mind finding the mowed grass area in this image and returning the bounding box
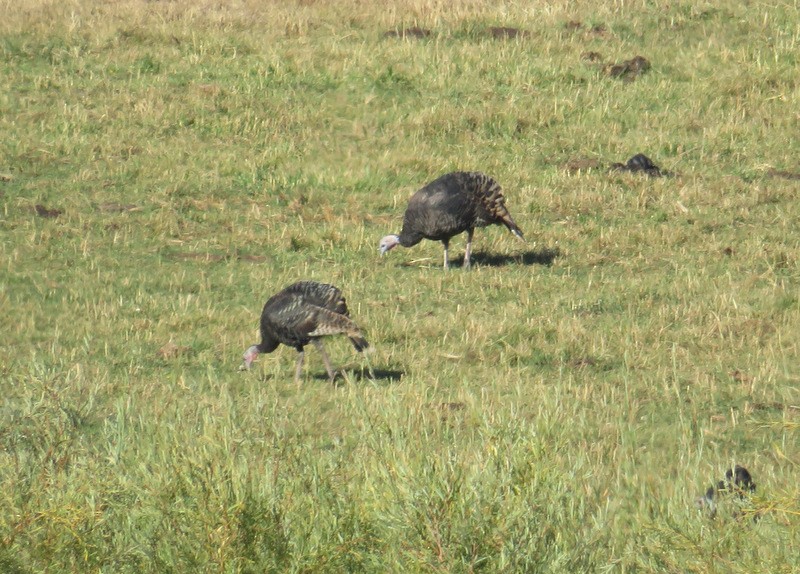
[1,0,799,571]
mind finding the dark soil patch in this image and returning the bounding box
[565,21,608,37]
[34,204,63,218]
[581,51,603,62]
[730,369,752,384]
[570,356,597,368]
[767,168,800,180]
[746,401,800,416]
[440,401,466,411]
[488,26,529,39]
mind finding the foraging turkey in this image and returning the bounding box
[241,281,369,382]
[379,171,525,269]
[696,465,757,519]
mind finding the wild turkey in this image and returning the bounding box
[696,465,758,520]
[241,281,369,382]
[379,171,525,269]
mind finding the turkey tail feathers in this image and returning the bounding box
[349,336,370,352]
[507,220,525,241]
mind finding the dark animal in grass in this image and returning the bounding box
[606,55,651,81]
[241,281,369,382]
[379,171,525,269]
[610,153,664,177]
[696,465,757,519]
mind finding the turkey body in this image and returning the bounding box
[241,281,368,382]
[379,171,524,269]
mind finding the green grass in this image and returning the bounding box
[1,0,799,571]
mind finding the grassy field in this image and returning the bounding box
[2,0,799,571]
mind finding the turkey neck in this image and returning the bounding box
[397,227,424,247]
[257,335,279,354]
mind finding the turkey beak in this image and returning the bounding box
[239,354,253,371]
[241,346,259,371]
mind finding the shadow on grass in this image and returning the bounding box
[248,365,404,385]
[312,367,405,385]
[396,246,561,269]
[452,246,561,268]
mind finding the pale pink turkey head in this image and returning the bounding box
[240,345,260,370]
[379,234,400,255]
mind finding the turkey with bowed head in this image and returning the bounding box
[241,281,369,382]
[379,171,525,269]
